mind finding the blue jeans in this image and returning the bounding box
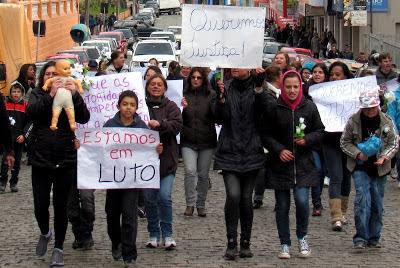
[323,143,352,199]
[352,171,386,245]
[311,151,326,205]
[223,170,258,242]
[182,147,214,208]
[144,174,175,239]
[275,186,310,246]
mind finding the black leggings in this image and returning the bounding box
[32,166,74,249]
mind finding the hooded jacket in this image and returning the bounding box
[27,87,90,169]
[106,63,130,74]
[261,71,325,189]
[213,76,265,173]
[146,97,183,178]
[103,111,148,129]
[5,82,32,140]
[375,67,397,85]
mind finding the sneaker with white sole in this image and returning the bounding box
[298,237,311,258]
[323,176,330,187]
[163,237,176,250]
[50,248,64,267]
[36,231,52,257]
[278,244,290,259]
[146,237,159,248]
[332,220,343,231]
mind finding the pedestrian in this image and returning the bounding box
[27,61,90,266]
[181,67,217,217]
[340,89,398,249]
[166,61,184,80]
[89,14,95,35]
[104,90,163,267]
[272,51,291,74]
[310,32,320,59]
[0,82,31,193]
[106,51,129,74]
[214,68,265,260]
[375,52,397,85]
[300,62,314,85]
[143,65,162,81]
[356,52,368,64]
[108,13,116,31]
[325,61,354,232]
[0,93,14,174]
[144,73,183,249]
[303,63,330,217]
[320,32,328,59]
[260,70,324,259]
[340,44,354,60]
[327,44,340,59]
[16,63,36,101]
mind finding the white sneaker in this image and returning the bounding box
[323,176,330,186]
[146,237,159,248]
[278,244,290,259]
[298,237,311,258]
[163,237,176,250]
[332,220,343,231]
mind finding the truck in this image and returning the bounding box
[158,0,181,15]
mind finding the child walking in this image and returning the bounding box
[0,81,31,193]
[260,70,324,259]
[104,90,162,267]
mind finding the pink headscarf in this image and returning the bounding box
[280,70,303,110]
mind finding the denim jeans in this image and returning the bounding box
[67,173,95,236]
[182,147,214,208]
[311,151,326,205]
[323,143,352,199]
[223,170,258,242]
[352,171,386,245]
[1,142,24,186]
[144,174,175,238]
[275,186,310,246]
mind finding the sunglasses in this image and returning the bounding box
[191,76,203,80]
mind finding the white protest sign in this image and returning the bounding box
[131,67,168,78]
[180,4,265,68]
[78,72,150,129]
[76,128,160,189]
[166,80,184,110]
[309,76,378,132]
[379,77,400,93]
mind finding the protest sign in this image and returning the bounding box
[309,76,378,132]
[76,128,160,189]
[131,67,168,78]
[78,72,150,129]
[379,77,400,93]
[180,4,265,69]
[165,79,184,110]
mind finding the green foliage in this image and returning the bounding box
[79,2,128,16]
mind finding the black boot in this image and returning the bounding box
[239,240,254,258]
[72,234,82,250]
[78,233,94,250]
[224,239,238,260]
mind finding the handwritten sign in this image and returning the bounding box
[379,78,400,93]
[180,4,265,69]
[309,76,378,132]
[76,128,160,189]
[78,72,150,129]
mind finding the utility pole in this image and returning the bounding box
[116,0,120,21]
[84,0,90,26]
[370,0,373,34]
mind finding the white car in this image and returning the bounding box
[82,40,112,59]
[167,26,182,49]
[150,31,178,50]
[129,39,178,69]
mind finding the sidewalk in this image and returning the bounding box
[1,162,400,267]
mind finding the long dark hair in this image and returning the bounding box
[37,61,56,90]
[328,61,353,80]
[184,67,210,94]
[17,63,36,82]
[168,61,181,79]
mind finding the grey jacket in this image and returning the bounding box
[340,110,399,176]
[106,63,130,74]
[375,67,397,85]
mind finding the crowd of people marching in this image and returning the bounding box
[1,47,400,267]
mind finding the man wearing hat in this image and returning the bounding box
[340,89,398,249]
[340,44,354,60]
[88,60,98,72]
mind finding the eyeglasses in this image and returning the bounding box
[191,76,203,80]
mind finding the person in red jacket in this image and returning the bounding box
[0,81,31,193]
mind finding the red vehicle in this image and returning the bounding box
[281,47,323,63]
[57,50,90,66]
[46,54,82,65]
[98,31,127,56]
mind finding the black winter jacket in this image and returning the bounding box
[0,95,13,155]
[261,96,325,189]
[213,76,265,173]
[181,89,217,150]
[27,88,90,169]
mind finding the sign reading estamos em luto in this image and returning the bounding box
[180,4,265,69]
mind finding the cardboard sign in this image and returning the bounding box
[180,4,265,69]
[309,76,378,132]
[76,128,160,189]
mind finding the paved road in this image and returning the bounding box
[2,159,400,267]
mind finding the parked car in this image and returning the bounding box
[145,1,160,17]
[130,39,178,68]
[98,32,127,55]
[262,41,288,68]
[82,40,113,59]
[150,31,178,50]
[141,7,156,20]
[71,46,101,61]
[114,29,136,49]
[113,20,162,38]
[94,38,119,52]
[57,49,90,66]
[167,26,182,49]
[46,54,82,64]
[281,47,323,63]
[134,12,154,26]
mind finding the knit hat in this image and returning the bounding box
[302,61,314,71]
[358,89,380,108]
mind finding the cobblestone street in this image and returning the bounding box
[1,162,400,267]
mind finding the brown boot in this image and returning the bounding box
[65,108,77,131]
[341,196,350,225]
[183,206,194,216]
[329,199,343,231]
[197,208,206,217]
